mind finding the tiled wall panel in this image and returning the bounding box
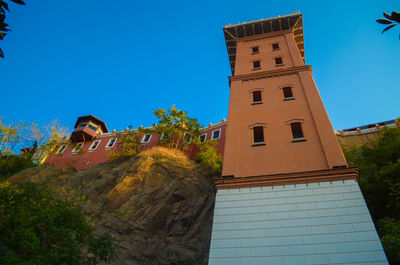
[209,180,388,265]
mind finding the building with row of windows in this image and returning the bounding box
[43,115,227,169]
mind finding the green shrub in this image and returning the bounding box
[0,154,35,180]
[0,182,117,265]
[195,140,222,175]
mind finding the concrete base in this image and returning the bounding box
[208,179,388,265]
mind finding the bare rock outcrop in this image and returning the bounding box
[10,147,216,265]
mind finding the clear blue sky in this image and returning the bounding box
[1,0,399,132]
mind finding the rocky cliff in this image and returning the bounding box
[9,147,216,265]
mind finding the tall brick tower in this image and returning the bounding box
[208,13,388,265]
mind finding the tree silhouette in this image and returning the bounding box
[377,11,400,39]
[0,0,25,58]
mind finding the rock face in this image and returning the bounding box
[10,147,216,265]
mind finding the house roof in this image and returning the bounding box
[74,115,109,133]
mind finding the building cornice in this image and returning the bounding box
[229,65,311,83]
[215,167,359,190]
[236,29,293,42]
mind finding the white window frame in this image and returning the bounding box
[56,145,67,154]
[211,129,221,140]
[72,142,84,153]
[183,132,192,144]
[106,138,117,148]
[199,133,207,142]
[160,132,168,141]
[141,134,152,143]
[88,140,101,151]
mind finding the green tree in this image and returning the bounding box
[343,124,400,264]
[0,182,117,265]
[0,117,24,156]
[377,11,400,39]
[195,140,222,176]
[148,105,201,151]
[0,0,25,58]
[108,130,140,160]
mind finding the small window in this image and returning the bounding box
[291,122,304,140]
[79,122,88,127]
[272,43,280,50]
[183,132,192,144]
[72,142,84,153]
[56,145,67,154]
[253,91,262,103]
[211,129,221,140]
[89,140,101,150]
[253,60,261,69]
[106,138,117,148]
[275,57,283,65]
[199,134,207,142]
[88,124,97,131]
[252,46,259,53]
[141,134,152,143]
[283,87,294,100]
[160,132,168,141]
[253,126,264,144]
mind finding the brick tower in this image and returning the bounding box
[208,13,388,265]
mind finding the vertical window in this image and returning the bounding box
[88,124,97,131]
[211,129,221,140]
[252,90,262,103]
[253,60,261,69]
[272,43,280,50]
[252,46,259,53]
[72,142,84,153]
[160,132,168,141]
[283,87,294,100]
[291,122,304,140]
[141,134,152,143]
[106,138,117,148]
[199,134,207,142]
[56,145,67,154]
[89,140,101,150]
[275,57,283,65]
[183,132,192,144]
[253,126,264,144]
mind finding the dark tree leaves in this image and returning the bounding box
[377,19,393,24]
[10,0,25,5]
[377,11,400,39]
[382,24,396,33]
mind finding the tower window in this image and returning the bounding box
[272,43,280,50]
[252,90,262,103]
[252,46,259,53]
[291,122,305,140]
[253,60,261,69]
[275,57,283,65]
[253,126,264,144]
[282,87,294,100]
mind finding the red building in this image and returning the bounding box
[45,115,227,169]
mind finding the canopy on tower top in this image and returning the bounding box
[223,12,304,75]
